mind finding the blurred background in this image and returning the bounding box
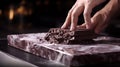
[0,0,75,38]
[0,0,119,38]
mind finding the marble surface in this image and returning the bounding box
[7,33,120,67]
[0,40,65,67]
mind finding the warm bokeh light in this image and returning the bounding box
[0,10,2,16]
[9,7,14,20]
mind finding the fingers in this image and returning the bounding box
[61,1,84,31]
[83,0,106,30]
[94,14,108,34]
[61,3,77,29]
[62,0,107,31]
[83,5,92,29]
[90,12,102,30]
[91,11,108,34]
[70,5,84,31]
[61,10,72,29]
[77,23,86,29]
[77,10,108,34]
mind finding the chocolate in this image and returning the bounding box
[45,28,98,44]
[7,33,120,67]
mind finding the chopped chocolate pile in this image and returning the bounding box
[44,28,98,44]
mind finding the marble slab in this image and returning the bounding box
[7,33,120,67]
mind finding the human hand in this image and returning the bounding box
[76,10,110,34]
[61,0,106,31]
[76,0,119,34]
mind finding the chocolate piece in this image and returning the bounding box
[45,28,98,44]
[7,33,120,67]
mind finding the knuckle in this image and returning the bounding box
[68,10,72,14]
[83,12,88,17]
[71,11,77,17]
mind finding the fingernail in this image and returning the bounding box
[61,26,64,29]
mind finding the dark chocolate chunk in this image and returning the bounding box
[45,28,98,44]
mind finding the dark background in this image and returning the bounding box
[0,0,119,38]
[0,0,119,67]
[0,0,75,37]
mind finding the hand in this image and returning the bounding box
[61,0,106,31]
[77,0,119,34]
[77,10,109,34]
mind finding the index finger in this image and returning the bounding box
[83,5,92,29]
[61,3,77,29]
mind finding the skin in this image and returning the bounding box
[61,0,119,34]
